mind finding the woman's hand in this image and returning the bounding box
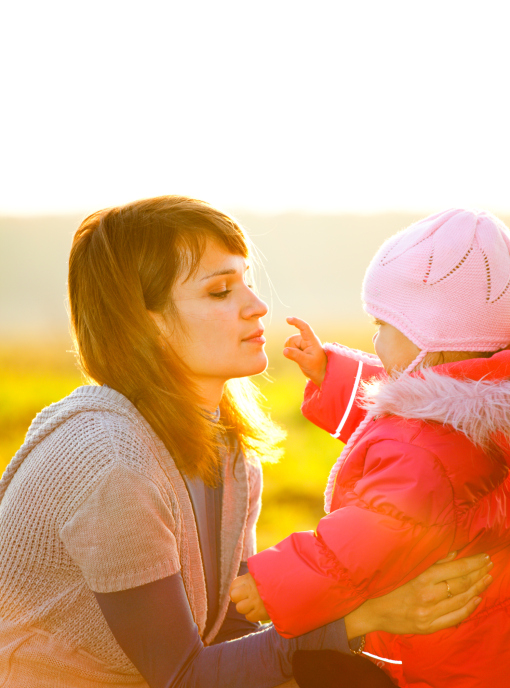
[229,572,269,622]
[283,317,327,387]
[344,552,493,639]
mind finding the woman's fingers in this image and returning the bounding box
[413,571,493,634]
[425,595,483,634]
[443,561,493,598]
[414,574,491,634]
[408,554,493,613]
[438,574,492,615]
[424,553,491,587]
[435,551,457,564]
[419,561,492,606]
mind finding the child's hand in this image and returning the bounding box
[229,572,268,622]
[283,316,327,387]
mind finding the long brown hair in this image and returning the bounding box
[68,196,284,484]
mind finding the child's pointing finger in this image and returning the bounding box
[285,316,327,387]
[286,316,318,342]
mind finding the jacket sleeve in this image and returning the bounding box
[302,344,385,444]
[247,439,456,638]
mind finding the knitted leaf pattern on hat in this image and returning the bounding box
[362,209,510,352]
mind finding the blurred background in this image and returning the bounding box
[1,0,510,549]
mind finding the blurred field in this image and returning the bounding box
[0,325,374,550]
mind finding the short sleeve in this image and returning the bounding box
[60,463,181,592]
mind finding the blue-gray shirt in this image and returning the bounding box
[94,420,350,687]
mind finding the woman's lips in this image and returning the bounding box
[242,331,266,344]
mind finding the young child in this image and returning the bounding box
[230,209,510,688]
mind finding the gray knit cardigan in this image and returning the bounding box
[0,385,261,687]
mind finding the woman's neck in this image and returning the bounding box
[195,378,226,414]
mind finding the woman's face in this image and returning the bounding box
[372,319,421,373]
[154,238,268,408]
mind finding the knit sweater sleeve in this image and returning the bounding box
[60,462,181,592]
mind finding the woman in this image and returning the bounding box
[0,197,491,687]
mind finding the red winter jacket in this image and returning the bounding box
[248,344,510,688]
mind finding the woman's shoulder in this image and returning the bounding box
[47,385,157,461]
[9,385,169,499]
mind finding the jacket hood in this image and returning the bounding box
[0,385,139,503]
[361,349,510,453]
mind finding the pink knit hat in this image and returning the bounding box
[324,209,510,514]
[362,209,510,355]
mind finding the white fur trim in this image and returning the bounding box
[361,368,510,448]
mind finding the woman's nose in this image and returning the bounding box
[244,290,268,319]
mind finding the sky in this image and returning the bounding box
[1,0,509,215]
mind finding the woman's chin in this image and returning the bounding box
[233,352,268,378]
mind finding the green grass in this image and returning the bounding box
[255,368,343,549]
[0,334,353,550]
[0,345,83,472]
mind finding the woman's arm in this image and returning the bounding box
[94,570,351,688]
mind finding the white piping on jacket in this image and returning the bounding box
[362,651,403,665]
[330,360,363,439]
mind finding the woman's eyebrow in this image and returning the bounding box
[200,268,237,281]
[200,265,249,281]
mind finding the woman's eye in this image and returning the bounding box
[209,290,232,299]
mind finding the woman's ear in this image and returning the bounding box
[147,310,166,334]
[147,310,180,347]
